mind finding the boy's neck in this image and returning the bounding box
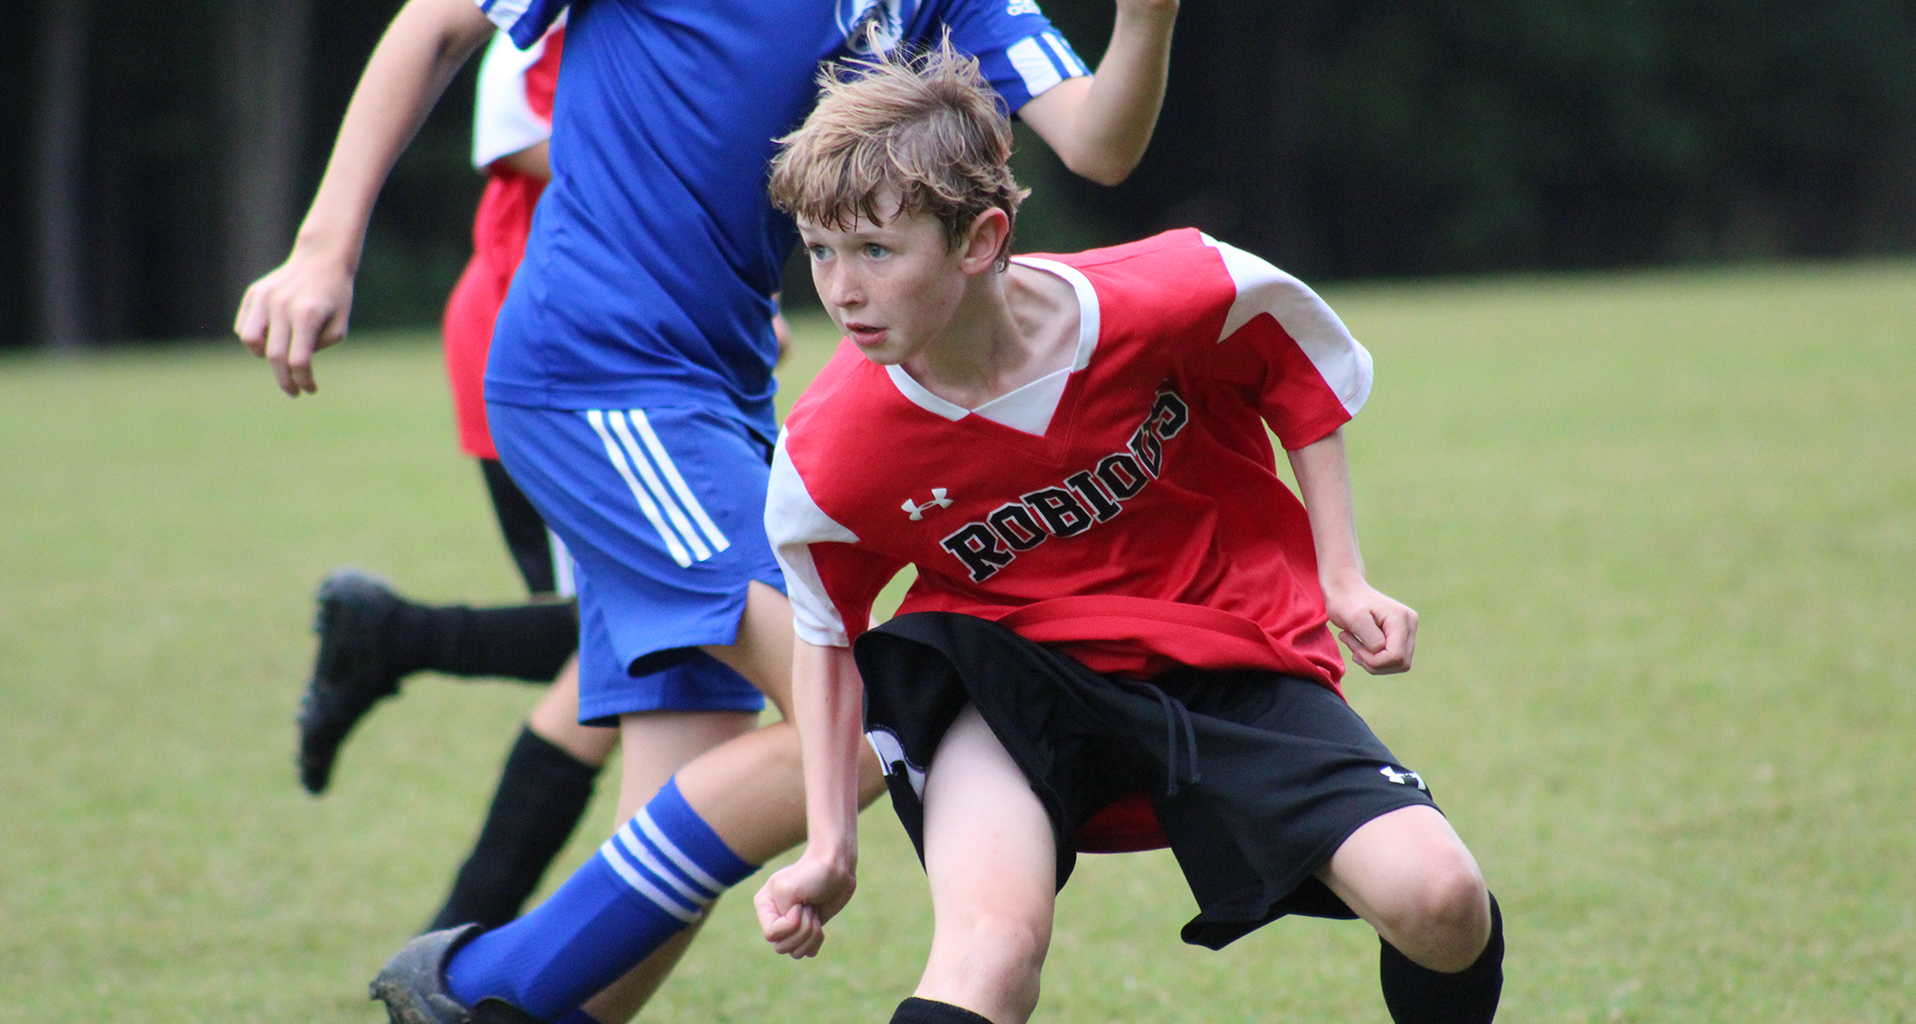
[901,261,1080,411]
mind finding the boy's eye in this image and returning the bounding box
[863,243,889,259]
[806,244,832,262]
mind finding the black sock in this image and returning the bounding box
[1379,893,1504,1024]
[385,601,577,683]
[427,726,602,931]
[437,602,578,681]
[889,998,996,1024]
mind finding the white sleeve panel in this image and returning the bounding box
[479,0,563,48]
[472,29,553,170]
[766,435,860,648]
[1003,36,1063,96]
[1204,236,1374,418]
[1039,31,1091,77]
[480,0,532,31]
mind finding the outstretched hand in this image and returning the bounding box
[753,852,856,960]
[1324,580,1418,674]
[233,247,355,397]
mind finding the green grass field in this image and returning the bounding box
[2,260,1912,1023]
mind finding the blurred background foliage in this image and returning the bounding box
[5,0,1915,347]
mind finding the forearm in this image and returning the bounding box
[1021,0,1177,185]
[296,0,493,269]
[794,641,866,873]
[1286,427,1367,592]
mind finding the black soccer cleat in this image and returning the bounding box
[369,925,542,1024]
[297,568,405,794]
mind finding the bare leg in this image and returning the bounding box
[1315,805,1491,973]
[527,657,619,767]
[697,580,797,717]
[582,713,890,1022]
[912,705,1056,1024]
[578,582,880,1022]
[575,708,758,1022]
[676,581,885,861]
[563,586,885,1024]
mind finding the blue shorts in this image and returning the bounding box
[488,400,784,724]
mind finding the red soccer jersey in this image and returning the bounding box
[442,25,565,460]
[768,229,1374,692]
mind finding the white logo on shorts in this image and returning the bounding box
[1380,765,1427,790]
[902,487,954,521]
[1007,0,1043,16]
[867,728,927,799]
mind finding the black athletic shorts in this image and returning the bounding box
[853,611,1441,950]
[480,458,562,596]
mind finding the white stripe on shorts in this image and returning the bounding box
[603,411,717,562]
[548,529,576,598]
[586,409,695,568]
[625,409,730,555]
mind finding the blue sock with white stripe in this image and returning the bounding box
[444,777,757,1020]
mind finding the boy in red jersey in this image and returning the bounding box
[754,47,1504,1024]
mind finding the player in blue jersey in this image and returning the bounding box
[235,1,1179,1022]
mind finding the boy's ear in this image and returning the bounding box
[961,208,1012,274]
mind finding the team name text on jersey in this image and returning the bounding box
[938,388,1190,582]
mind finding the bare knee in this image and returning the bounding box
[965,912,1050,980]
[1321,806,1492,973]
[921,911,1051,1023]
[1377,854,1490,973]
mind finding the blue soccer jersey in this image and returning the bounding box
[478,0,1090,420]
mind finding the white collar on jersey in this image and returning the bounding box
[884,256,1101,436]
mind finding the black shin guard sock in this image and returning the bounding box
[380,598,453,678]
[1379,894,1505,1024]
[889,998,997,1024]
[427,726,602,931]
[384,598,576,682]
[434,602,578,682]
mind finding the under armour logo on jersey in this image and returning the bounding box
[902,488,953,521]
[1379,766,1427,790]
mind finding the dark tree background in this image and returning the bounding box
[5,0,1915,347]
[3,0,481,348]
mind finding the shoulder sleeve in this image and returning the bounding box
[471,28,556,170]
[1197,236,1375,449]
[478,0,567,50]
[766,432,903,647]
[939,0,1089,113]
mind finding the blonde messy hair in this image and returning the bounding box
[769,40,1030,269]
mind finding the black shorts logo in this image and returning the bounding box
[939,389,1190,582]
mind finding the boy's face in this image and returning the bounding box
[798,197,970,367]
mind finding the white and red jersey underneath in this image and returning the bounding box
[768,230,1373,692]
[444,25,564,459]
